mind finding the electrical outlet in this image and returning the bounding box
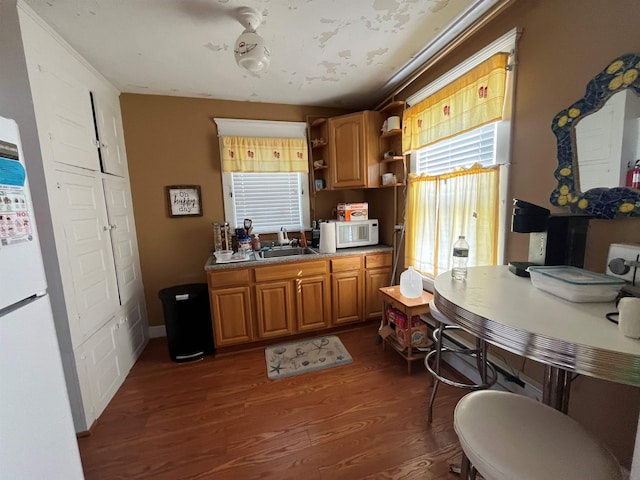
[606,243,640,285]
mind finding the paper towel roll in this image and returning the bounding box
[319,222,336,254]
[619,297,640,338]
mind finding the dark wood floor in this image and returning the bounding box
[78,322,468,479]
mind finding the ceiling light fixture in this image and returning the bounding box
[234,7,270,73]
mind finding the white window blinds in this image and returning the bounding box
[415,122,497,175]
[229,172,307,233]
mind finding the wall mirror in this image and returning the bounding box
[550,53,640,218]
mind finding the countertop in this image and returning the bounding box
[204,245,393,271]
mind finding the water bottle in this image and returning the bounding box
[400,266,423,298]
[451,235,469,280]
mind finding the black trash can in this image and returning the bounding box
[158,283,215,362]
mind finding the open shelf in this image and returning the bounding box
[378,100,406,115]
[382,156,405,163]
[380,128,402,139]
[310,117,327,128]
[313,165,329,171]
[311,141,327,149]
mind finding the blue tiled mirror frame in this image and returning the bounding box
[550,53,640,218]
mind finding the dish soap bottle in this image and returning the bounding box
[451,235,469,280]
[252,234,261,252]
[400,266,423,298]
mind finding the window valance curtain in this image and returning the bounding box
[405,163,500,277]
[402,52,509,153]
[221,136,308,173]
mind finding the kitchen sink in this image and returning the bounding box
[260,246,319,258]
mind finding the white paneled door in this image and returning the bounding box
[38,62,101,171]
[92,93,127,177]
[56,168,119,343]
[102,175,142,305]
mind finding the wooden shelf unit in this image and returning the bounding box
[307,115,330,192]
[377,101,407,187]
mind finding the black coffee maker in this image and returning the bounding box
[509,199,590,276]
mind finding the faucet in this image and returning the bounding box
[277,227,290,246]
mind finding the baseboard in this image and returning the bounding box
[148,325,166,338]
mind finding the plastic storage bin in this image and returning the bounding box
[158,283,215,362]
[527,266,624,303]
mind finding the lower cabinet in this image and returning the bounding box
[253,260,330,340]
[207,251,390,347]
[296,275,331,332]
[364,252,393,319]
[74,295,147,424]
[331,256,364,325]
[255,281,295,338]
[208,268,254,346]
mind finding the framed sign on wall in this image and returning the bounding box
[166,185,202,217]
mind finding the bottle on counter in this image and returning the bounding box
[252,234,261,251]
[451,235,469,281]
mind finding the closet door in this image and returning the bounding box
[56,168,119,342]
[92,93,128,177]
[102,176,142,305]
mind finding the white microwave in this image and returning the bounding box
[334,219,379,248]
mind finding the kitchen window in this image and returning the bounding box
[214,118,310,233]
[404,29,517,279]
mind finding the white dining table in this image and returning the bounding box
[433,265,640,478]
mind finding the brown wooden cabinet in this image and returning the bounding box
[255,281,295,338]
[296,275,331,332]
[208,268,254,346]
[364,252,393,319]
[208,251,389,348]
[331,256,364,325]
[254,260,330,339]
[328,111,382,189]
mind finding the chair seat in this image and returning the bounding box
[454,390,623,480]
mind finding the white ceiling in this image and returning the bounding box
[21,0,504,110]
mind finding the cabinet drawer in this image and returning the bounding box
[208,268,250,288]
[331,256,363,272]
[254,260,328,282]
[365,252,392,269]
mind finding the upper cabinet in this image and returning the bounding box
[328,110,382,189]
[307,107,406,191]
[92,93,128,177]
[32,59,102,171]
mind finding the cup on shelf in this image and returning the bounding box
[386,116,401,131]
[382,173,396,185]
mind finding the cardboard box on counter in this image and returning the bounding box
[337,202,368,221]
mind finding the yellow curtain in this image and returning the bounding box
[405,164,500,278]
[402,53,508,153]
[221,136,309,173]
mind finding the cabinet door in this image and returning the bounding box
[37,62,101,171]
[210,286,253,346]
[255,281,295,338]
[332,270,364,325]
[56,169,120,343]
[92,93,128,177]
[296,275,331,332]
[117,296,149,372]
[103,176,142,305]
[79,318,123,422]
[329,113,365,188]
[365,268,392,319]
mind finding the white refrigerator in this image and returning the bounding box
[0,116,84,478]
